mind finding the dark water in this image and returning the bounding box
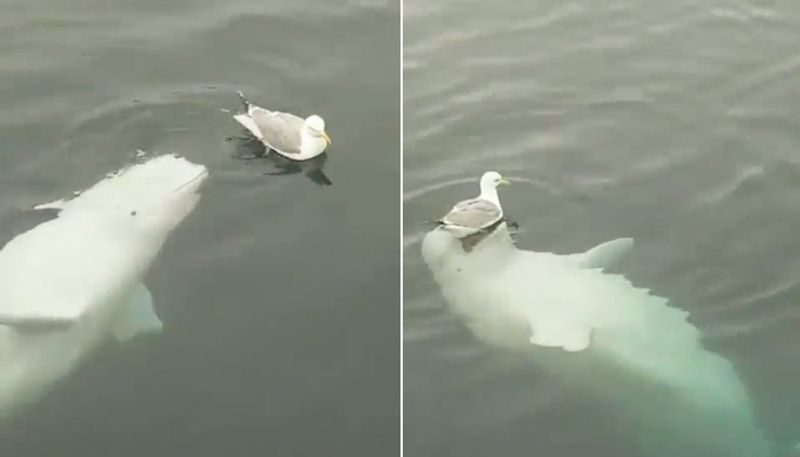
[0,0,399,455]
[404,1,800,456]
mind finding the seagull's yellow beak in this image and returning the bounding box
[499,178,512,186]
[321,131,331,146]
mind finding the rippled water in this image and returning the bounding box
[404,1,800,456]
[0,0,399,455]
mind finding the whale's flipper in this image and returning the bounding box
[0,303,83,330]
[112,283,163,342]
[0,315,76,331]
[571,237,634,269]
[530,322,593,352]
[32,199,69,212]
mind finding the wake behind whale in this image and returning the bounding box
[421,225,780,457]
[0,154,207,417]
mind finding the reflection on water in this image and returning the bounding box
[228,134,333,186]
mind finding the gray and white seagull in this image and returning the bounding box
[437,171,511,238]
[233,91,331,161]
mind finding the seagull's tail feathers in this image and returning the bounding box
[236,90,252,113]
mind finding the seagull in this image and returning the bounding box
[233,91,331,161]
[437,171,511,239]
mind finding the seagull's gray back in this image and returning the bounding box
[272,111,305,128]
[441,198,502,228]
[249,107,303,154]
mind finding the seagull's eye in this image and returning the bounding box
[130,210,137,216]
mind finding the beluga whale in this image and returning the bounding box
[0,153,208,417]
[421,223,785,457]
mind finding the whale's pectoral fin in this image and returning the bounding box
[529,322,593,352]
[573,237,634,269]
[0,304,83,330]
[32,198,69,212]
[112,283,163,343]
[0,315,76,331]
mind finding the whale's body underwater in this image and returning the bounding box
[421,225,779,457]
[0,154,207,417]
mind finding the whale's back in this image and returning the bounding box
[421,227,771,457]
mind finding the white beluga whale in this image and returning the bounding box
[0,153,208,417]
[421,224,781,457]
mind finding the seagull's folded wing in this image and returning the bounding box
[248,108,303,155]
[443,199,502,228]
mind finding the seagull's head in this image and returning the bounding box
[480,171,511,191]
[305,115,331,146]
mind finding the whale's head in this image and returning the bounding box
[118,156,209,239]
[45,154,209,245]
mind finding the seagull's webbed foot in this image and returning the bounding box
[233,152,260,160]
[230,136,267,160]
[236,153,264,161]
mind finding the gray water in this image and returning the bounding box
[0,0,399,455]
[404,1,800,456]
